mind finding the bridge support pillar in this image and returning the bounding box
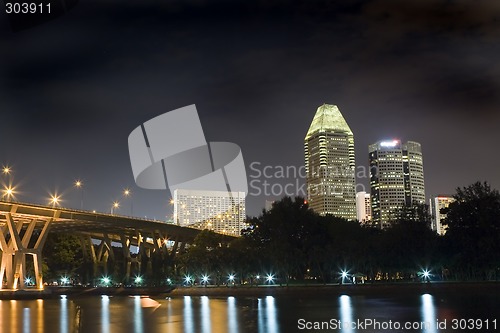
[94,235,114,277]
[80,235,96,283]
[0,208,56,290]
[120,233,141,283]
[80,235,116,282]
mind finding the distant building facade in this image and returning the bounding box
[356,191,372,223]
[173,189,246,237]
[430,195,455,235]
[369,140,425,227]
[304,104,357,220]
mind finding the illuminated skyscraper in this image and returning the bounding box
[304,104,356,220]
[369,140,425,227]
[173,189,246,237]
[430,195,455,235]
[356,191,372,223]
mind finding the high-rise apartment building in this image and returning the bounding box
[356,191,372,223]
[430,195,455,235]
[369,140,425,227]
[173,189,246,237]
[304,104,356,220]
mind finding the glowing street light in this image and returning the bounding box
[184,275,192,285]
[228,274,235,285]
[340,270,348,284]
[49,194,61,207]
[101,276,111,286]
[2,166,11,175]
[3,185,15,202]
[201,274,209,287]
[111,201,120,214]
[420,269,431,282]
[60,276,70,285]
[266,274,275,284]
[134,275,143,285]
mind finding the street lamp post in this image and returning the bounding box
[111,201,120,215]
[341,271,348,285]
[74,180,84,210]
[202,274,209,287]
[123,188,133,216]
[228,274,235,286]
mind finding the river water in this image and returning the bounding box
[0,289,498,332]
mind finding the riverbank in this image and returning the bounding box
[0,286,175,300]
[1,281,498,299]
[169,281,500,297]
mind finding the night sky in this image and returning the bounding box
[1,0,499,219]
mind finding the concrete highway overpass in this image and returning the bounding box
[0,200,233,290]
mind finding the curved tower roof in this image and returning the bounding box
[305,104,353,140]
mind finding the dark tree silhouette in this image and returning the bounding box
[443,181,500,280]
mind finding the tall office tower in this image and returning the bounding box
[430,195,455,235]
[356,191,372,223]
[173,189,246,237]
[369,140,425,227]
[304,104,357,220]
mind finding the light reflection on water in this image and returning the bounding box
[183,296,194,333]
[37,299,43,333]
[200,296,211,333]
[0,291,496,333]
[227,296,238,332]
[23,307,30,333]
[339,295,353,333]
[133,296,143,333]
[421,294,437,333]
[258,296,280,333]
[101,295,110,333]
[60,296,68,333]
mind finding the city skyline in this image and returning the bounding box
[1,0,500,218]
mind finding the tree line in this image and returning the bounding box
[41,181,500,285]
